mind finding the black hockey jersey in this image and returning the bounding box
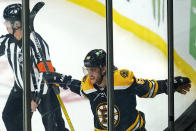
[69,69,167,131]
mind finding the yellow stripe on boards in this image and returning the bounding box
[66,0,196,86]
[174,50,196,85]
[67,0,105,17]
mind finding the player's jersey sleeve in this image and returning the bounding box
[131,78,167,98]
[0,35,9,57]
[131,78,159,98]
[113,69,164,98]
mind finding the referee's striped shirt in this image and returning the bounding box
[0,32,55,95]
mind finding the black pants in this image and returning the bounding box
[2,83,69,131]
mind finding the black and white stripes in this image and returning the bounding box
[0,33,51,95]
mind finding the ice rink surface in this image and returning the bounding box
[0,0,195,130]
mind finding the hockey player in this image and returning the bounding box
[45,49,191,131]
[0,3,69,131]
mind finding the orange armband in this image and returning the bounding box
[37,61,55,72]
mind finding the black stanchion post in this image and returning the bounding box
[106,0,114,130]
[22,0,31,130]
[167,0,175,130]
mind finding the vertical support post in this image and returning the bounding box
[167,0,175,130]
[22,0,31,130]
[106,0,114,130]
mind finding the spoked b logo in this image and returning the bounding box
[96,102,120,129]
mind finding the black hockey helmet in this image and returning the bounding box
[84,49,106,68]
[3,4,22,22]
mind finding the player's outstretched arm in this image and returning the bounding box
[44,72,82,95]
[133,76,191,98]
[159,76,191,94]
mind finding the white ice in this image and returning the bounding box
[0,0,195,131]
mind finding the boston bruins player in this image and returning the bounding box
[45,49,191,131]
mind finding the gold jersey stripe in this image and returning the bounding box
[139,114,144,128]
[94,128,107,131]
[152,79,159,98]
[126,113,140,131]
[148,80,155,98]
[141,80,152,98]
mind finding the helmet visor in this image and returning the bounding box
[82,66,88,75]
[82,66,100,75]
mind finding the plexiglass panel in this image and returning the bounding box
[173,0,196,130]
[113,0,168,130]
[1,0,195,131]
[0,1,24,130]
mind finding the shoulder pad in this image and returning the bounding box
[81,75,96,94]
[114,69,135,90]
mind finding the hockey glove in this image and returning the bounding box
[165,76,191,94]
[67,79,81,95]
[44,72,72,89]
[173,76,191,94]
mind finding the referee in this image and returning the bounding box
[0,3,69,131]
